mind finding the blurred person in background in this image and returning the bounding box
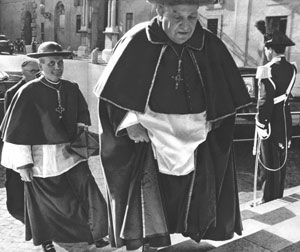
[3,58,40,224]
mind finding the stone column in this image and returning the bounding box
[111,0,117,28]
[107,0,111,28]
[102,0,119,62]
[78,0,91,57]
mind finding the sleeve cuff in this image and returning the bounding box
[255,116,268,129]
[117,112,139,134]
[1,142,33,169]
[17,163,34,170]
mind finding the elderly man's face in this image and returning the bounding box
[158,4,199,44]
[39,56,64,82]
[22,61,40,82]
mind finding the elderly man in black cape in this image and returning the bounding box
[1,42,108,252]
[94,0,251,250]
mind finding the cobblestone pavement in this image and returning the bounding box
[0,140,299,252]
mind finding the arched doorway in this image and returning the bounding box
[24,11,32,45]
[54,2,66,46]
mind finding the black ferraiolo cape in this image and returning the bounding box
[1,76,91,145]
[95,18,251,250]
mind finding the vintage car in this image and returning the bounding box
[0,70,22,121]
[0,67,299,141]
[0,35,14,55]
[234,67,300,141]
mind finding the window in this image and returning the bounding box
[59,15,65,30]
[125,13,133,32]
[56,2,65,30]
[74,0,83,6]
[76,15,81,33]
[41,23,45,41]
[265,16,287,34]
[207,18,218,35]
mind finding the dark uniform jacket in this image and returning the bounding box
[256,56,297,145]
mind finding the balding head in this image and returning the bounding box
[21,59,40,82]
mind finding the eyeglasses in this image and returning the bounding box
[24,69,40,74]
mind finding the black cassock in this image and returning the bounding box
[96,17,251,250]
[1,76,108,245]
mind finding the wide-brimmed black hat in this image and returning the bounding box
[265,31,295,47]
[27,41,73,58]
[147,0,215,5]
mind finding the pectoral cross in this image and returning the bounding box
[56,105,65,119]
[172,59,183,90]
[55,89,65,119]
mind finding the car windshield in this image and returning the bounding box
[0,35,7,40]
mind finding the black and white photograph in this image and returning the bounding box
[0,0,300,251]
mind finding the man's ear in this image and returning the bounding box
[156,4,165,18]
[38,62,43,71]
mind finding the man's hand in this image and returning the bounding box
[20,168,33,182]
[126,123,150,143]
[256,122,270,140]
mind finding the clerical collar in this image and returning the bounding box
[40,76,61,91]
[44,76,61,85]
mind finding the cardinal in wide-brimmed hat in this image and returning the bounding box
[27,41,73,58]
[265,30,295,47]
[147,0,216,5]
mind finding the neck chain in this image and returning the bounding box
[41,79,65,119]
[171,46,185,90]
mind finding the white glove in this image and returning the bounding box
[256,120,270,140]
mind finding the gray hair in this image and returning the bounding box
[21,59,38,68]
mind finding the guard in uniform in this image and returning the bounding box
[255,31,297,203]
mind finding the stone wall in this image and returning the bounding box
[0,0,106,53]
[0,0,27,42]
[63,59,105,132]
[117,0,155,36]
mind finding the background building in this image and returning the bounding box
[0,0,299,69]
[0,0,107,54]
[112,0,300,68]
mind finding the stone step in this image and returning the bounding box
[197,186,300,251]
[52,186,300,252]
[149,185,300,252]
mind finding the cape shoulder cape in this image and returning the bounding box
[95,18,251,122]
[97,19,245,247]
[1,76,91,145]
